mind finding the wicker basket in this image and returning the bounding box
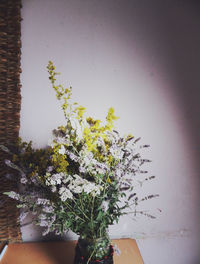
[0,0,22,242]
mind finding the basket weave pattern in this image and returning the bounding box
[0,0,22,242]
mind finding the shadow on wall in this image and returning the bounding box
[161,2,200,166]
[139,2,200,177]
[160,2,198,152]
[117,0,200,242]
[159,0,200,240]
[158,2,200,234]
[123,0,200,203]
[115,0,200,166]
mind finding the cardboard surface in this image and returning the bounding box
[0,238,144,264]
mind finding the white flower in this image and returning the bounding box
[83,157,90,166]
[46,172,66,186]
[73,174,85,184]
[40,220,49,227]
[56,137,68,144]
[19,211,29,222]
[51,186,57,192]
[36,198,50,205]
[79,166,86,173]
[6,191,20,200]
[45,179,51,186]
[20,177,28,184]
[50,178,56,185]
[59,186,66,194]
[67,175,85,193]
[47,166,54,172]
[43,206,54,213]
[81,152,93,167]
[83,182,102,196]
[91,185,102,196]
[83,182,95,194]
[39,214,46,220]
[58,145,66,155]
[110,146,123,160]
[59,187,73,201]
[52,173,63,184]
[69,152,78,161]
[101,201,109,212]
[5,159,11,166]
[66,174,103,196]
[71,185,82,194]
[63,175,73,184]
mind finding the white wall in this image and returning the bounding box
[20,1,200,263]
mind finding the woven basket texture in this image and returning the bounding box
[0,0,22,242]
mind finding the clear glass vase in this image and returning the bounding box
[73,235,114,264]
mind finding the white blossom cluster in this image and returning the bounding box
[36,198,54,214]
[78,150,109,176]
[45,171,103,202]
[37,213,56,236]
[68,174,103,196]
[45,172,67,186]
[6,191,21,200]
[5,190,57,236]
[59,187,73,201]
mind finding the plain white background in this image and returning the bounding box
[20,1,200,263]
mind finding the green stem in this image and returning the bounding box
[90,195,95,236]
[77,195,90,221]
[86,244,97,264]
[64,200,86,222]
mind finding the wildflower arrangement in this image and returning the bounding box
[1,62,158,261]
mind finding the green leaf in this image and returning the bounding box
[96,211,104,221]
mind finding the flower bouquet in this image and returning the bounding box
[1,62,158,264]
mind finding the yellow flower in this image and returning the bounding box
[106,107,119,130]
[75,106,86,119]
[107,176,112,184]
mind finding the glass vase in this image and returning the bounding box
[73,235,114,264]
